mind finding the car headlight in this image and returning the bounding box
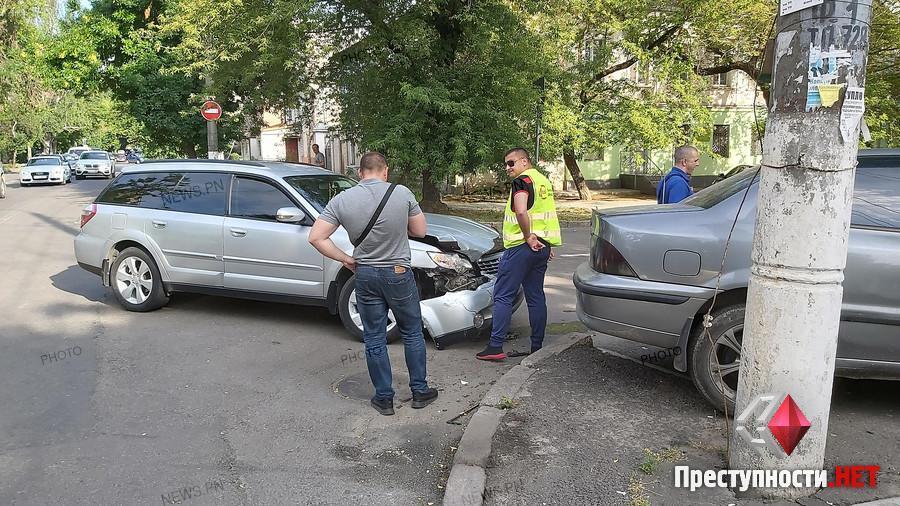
[427,252,473,272]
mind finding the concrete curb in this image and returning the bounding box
[442,332,591,505]
[481,220,591,231]
[853,498,900,505]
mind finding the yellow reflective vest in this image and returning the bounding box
[502,168,562,249]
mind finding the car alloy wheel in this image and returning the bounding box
[707,324,742,406]
[115,256,154,305]
[689,304,744,414]
[348,288,398,336]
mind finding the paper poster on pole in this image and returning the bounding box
[840,87,865,143]
[807,44,852,111]
[780,0,823,16]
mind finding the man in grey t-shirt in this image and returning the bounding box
[308,151,438,415]
[312,144,326,168]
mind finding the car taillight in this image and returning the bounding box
[592,238,637,277]
[80,204,97,228]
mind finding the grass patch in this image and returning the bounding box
[638,447,686,475]
[627,474,651,506]
[498,395,517,410]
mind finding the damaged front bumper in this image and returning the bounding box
[415,269,523,349]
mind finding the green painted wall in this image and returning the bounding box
[577,108,762,181]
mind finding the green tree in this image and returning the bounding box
[318,0,543,210]
[865,0,900,147]
[535,0,774,199]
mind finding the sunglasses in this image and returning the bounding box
[505,159,520,167]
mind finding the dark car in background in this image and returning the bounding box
[574,149,900,412]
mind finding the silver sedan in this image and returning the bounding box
[575,149,900,412]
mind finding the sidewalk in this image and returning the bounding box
[445,335,900,506]
[444,190,655,228]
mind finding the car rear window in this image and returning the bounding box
[97,172,228,215]
[680,167,760,209]
[852,157,900,230]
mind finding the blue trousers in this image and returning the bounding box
[355,265,429,400]
[489,243,550,350]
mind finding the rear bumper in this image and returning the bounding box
[573,262,712,348]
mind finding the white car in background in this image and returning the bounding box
[20,156,73,186]
[76,151,115,179]
[0,163,6,198]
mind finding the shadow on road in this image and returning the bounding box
[49,264,109,303]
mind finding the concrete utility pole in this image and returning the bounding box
[730,0,872,499]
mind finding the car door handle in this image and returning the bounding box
[152,220,167,228]
[230,228,247,237]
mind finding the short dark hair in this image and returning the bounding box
[312,143,319,149]
[359,151,387,173]
[504,147,531,162]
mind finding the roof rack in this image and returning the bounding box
[140,159,267,167]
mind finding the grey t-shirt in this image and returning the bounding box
[319,179,422,267]
[314,152,326,167]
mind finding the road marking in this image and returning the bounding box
[558,253,589,257]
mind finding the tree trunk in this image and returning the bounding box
[420,168,448,213]
[27,144,32,160]
[562,148,592,201]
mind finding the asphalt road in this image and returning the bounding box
[0,175,603,506]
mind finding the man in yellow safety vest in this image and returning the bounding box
[477,147,562,360]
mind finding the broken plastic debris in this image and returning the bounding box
[460,380,469,385]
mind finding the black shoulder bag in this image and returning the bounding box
[351,183,397,247]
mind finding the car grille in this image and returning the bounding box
[476,252,502,275]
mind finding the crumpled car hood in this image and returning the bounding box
[421,213,502,262]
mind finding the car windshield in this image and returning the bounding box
[283,174,356,212]
[81,152,107,160]
[28,158,61,166]
[681,167,760,209]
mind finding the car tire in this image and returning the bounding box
[76,174,84,180]
[688,304,745,415]
[110,247,169,312]
[338,274,402,343]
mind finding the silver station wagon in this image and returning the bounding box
[575,149,900,412]
[74,160,514,348]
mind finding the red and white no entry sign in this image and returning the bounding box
[201,100,222,121]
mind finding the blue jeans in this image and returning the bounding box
[355,265,429,400]
[489,243,550,350]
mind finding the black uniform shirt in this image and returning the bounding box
[509,175,535,212]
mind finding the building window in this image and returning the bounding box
[711,72,729,87]
[712,125,730,157]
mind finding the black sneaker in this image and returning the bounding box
[371,397,395,416]
[476,346,507,361]
[531,345,542,354]
[411,388,439,409]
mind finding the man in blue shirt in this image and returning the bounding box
[657,145,700,204]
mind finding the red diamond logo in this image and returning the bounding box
[767,394,811,456]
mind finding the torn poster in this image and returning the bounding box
[818,84,844,107]
[780,0,823,16]
[840,86,865,143]
[807,44,852,111]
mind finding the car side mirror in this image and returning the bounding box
[276,206,306,223]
